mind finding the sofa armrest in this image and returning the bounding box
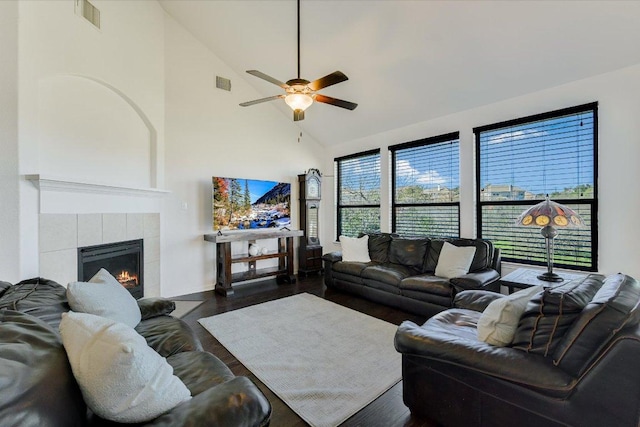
[138,298,176,320]
[450,268,500,292]
[147,376,271,427]
[453,290,504,312]
[322,252,342,289]
[322,251,343,263]
[394,318,574,397]
[0,281,11,298]
[136,316,203,357]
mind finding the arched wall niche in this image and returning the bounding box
[36,74,159,189]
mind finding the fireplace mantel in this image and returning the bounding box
[26,174,170,198]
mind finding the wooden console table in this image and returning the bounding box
[204,229,304,296]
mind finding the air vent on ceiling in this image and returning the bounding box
[216,76,232,92]
[75,0,100,29]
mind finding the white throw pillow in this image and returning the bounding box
[59,311,191,423]
[434,242,477,279]
[67,268,141,328]
[477,285,543,346]
[339,235,371,263]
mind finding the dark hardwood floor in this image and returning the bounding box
[174,274,437,427]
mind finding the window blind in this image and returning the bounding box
[475,103,598,270]
[335,149,381,237]
[390,132,460,237]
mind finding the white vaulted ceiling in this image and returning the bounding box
[159,0,640,147]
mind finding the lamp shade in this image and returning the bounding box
[516,196,585,228]
[284,93,313,111]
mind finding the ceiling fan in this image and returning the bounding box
[239,0,357,121]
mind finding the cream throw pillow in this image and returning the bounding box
[67,268,141,328]
[59,311,191,423]
[477,285,544,346]
[339,235,371,263]
[434,242,477,279]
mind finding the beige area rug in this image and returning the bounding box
[198,293,401,427]
[171,300,204,319]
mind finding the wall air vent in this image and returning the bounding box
[216,76,232,92]
[75,0,100,29]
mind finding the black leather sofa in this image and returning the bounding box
[0,277,271,427]
[322,233,501,317]
[394,273,640,427]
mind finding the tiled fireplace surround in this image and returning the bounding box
[39,213,160,297]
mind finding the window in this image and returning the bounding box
[475,103,598,270]
[335,149,381,237]
[390,132,460,237]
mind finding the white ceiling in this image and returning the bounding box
[158,0,640,147]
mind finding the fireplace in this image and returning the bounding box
[78,239,144,298]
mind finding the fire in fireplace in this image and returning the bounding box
[78,239,144,298]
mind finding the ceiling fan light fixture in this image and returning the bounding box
[285,93,313,111]
[239,0,357,120]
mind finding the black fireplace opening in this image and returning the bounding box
[78,239,144,299]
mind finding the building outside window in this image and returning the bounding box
[390,132,460,237]
[475,102,598,270]
[335,149,381,238]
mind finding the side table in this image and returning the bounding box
[500,267,587,294]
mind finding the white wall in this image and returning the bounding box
[323,64,640,280]
[162,15,325,297]
[0,1,21,283]
[16,0,166,281]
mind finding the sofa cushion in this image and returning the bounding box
[333,261,371,277]
[435,242,476,279]
[339,235,371,262]
[512,274,605,356]
[425,239,493,273]
[477,285,543,347]
[67,268,141,328]
[0,310,86,426]
[388,237,430,272]
[362,232,394,263]
[362,263,415,286]
[400,274,452,298]
[59,311,192,423]
[553,273,640,376]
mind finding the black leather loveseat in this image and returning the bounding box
[0,277,271,426]
[323,233,501,317]
[395,272,640,427]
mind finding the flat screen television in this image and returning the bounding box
[212,176,291,231]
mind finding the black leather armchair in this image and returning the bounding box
[394,273,640,427]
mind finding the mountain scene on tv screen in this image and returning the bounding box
[212,177,290,230]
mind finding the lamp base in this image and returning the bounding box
[537,272,564,283]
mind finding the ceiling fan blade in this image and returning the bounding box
[307,71,349,91]
[239,95,284,107]
[314,94,358,110]
[246,70,289,89]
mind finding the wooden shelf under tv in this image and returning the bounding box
[229,251,286,263]
[204,229,304,296]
